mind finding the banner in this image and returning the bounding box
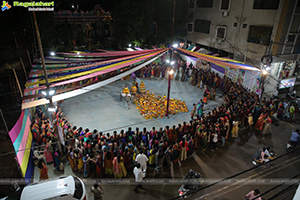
[8,109,34,184]
[225,67,261,92]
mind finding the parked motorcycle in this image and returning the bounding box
[178,170,203,199]
[252,150,277,167]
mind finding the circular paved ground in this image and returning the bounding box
[61,77,224,133]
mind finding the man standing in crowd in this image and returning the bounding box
[91,182,104,200]
[133,163,145,193]
[135,150,148,176]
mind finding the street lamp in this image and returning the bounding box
[173,43,178,48]
[262,70,268,75]
[166,69,174,117]
[41,88,56,112]
[50,52,55,56]
[129,44,132,47]
[41,88,56,98]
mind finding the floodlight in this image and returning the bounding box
[48,89,55,96]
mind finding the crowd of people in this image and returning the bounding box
[31,62,298,185]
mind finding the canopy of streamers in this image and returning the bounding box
[176,48,261,72]
[8,109,34,184]
[22,48,168,109]
[22,47,260,109]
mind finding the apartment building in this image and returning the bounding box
[185,0,299,91]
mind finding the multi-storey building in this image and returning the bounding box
[185,0,300,92]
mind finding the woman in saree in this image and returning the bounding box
[187,136,195,157]
[200,130,208,151]
[113,154,123,179]
[177,124,184,142]
[262,115,272,135]
[171,125,178,142]
[104,151,113,175]
[231,120,240,138]
[53,151,63,172]
[172,140,181,164]
[68,147,76,172]
[119,155,127,177]
[75,150,84,173]
[269,103,276,117]
[195,124,202,149]
[95,150,103,178]
[254,113,266,131]
[38,160,49,180]
[44,141,53,164]
[197,100,204,117]
[123,148,131,171]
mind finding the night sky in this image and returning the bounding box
[58,0,113,11]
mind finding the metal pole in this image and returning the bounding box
[12,68,23,98]
[12,32,18,49]
[0,108,9,133]
[19,57,28,80]
[166,72,171,116]
[26,49,32,67]
[32,11,49,87]
[171,0,176,45]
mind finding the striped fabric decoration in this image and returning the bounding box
[8,109,34,183]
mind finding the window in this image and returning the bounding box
[233,22,238,27]
[247,25,273,46]
[216,26,226,39]
[242,23,248,29]
[194,19,211,34]
[197,0,213,8]
[220,0,230,10]
[189,0,195,9]
[253,0,280,10]
[187,22,193,32]
[216,26,227,39]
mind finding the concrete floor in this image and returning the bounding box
[61,77,224,133]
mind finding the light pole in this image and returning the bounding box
[260,70,268,98]
[33,11,62,155]
[171,0,176,45]
[33,12,57,112]
[166,68,174,117]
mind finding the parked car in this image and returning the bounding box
[1,175,86,200]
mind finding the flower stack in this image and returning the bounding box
[134,91,188,119]
[139,80,146,94]
[131,81,137,95]
[122,85,130,94]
